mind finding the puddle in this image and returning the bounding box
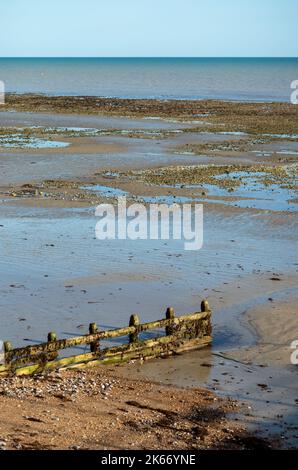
[102,171,121,179]
[118,129,183,136]
[81,184,128,198]
[251,151,273,157]
[218,131,248,136]
[174,151,196,155]
[194,131,248,137]
[33,126,102,136]
[276,150,298,156]
[264,133,298,139]
[251,144,298,157]
[167,119,210,125]
[207,171,297,211]
[143,116,210,125]
[0,134,70,149]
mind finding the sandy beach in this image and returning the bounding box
[0,95,297,449]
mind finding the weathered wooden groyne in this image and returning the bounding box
[0,300,211,376]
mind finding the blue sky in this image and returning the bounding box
[0,0,297,57]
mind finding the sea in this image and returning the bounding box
[0,57,297,102]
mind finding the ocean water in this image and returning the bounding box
[0,58,297,101]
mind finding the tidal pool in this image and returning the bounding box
[0,134,70,149]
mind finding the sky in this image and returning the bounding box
[0,0,297,57]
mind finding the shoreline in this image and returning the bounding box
[5,91,291,104]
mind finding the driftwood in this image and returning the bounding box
[0,300,212,376]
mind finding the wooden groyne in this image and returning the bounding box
[0,300,211,377]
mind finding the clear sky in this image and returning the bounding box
[0,0,297,57]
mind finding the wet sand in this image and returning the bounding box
[0,96,297,448]
[230,295,298,365]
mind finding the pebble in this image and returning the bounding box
[0,371,118,401]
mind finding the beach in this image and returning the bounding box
[0,93,297,449]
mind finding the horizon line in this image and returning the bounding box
[0,56,298,60]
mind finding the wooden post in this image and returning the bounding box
[89,322,100,353]
[47,332,58,361]
[3,341,12,365]
[48,332,57,342]
[129,314,140,344]
[201,300,210,312]
[166,307,175,336]
[165,307,175,335]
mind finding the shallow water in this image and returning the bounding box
[0,111,191,131]
[149,170,298,212]
[0,201,296,347]
[213,171,298,211]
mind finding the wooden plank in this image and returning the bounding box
[62,338,212,372]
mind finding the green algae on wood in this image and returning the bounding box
[0,303,212,376]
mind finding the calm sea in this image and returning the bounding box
[0,58,297,101]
